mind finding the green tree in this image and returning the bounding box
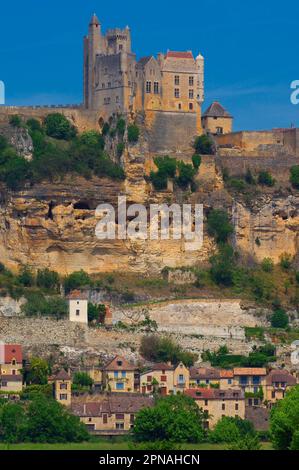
[26,118,43,133]
[207,209,234,243]
[270,385,299,450]
[44,113,77,140]
[64,269,91,293]
[18,265,35,287]
[78,130,104,149]
[210,416,256,443]
[127,124,140,143]
[258,170,275,187]
[25,357,50,385]
[227,434,261,450]
[133,395,206,443]
[271,308,289,329]
[0,403,27,443]
[139,335,197,366]
[280,253,292,270]
[73,372,93,388]
[25,395,89,443]
[210,244,235,286]
[36,268,60,291]
[176,161,196,189]
[192,154,201,170]
[290,165,299,189]
[193,135,215,155]
[9,115,22,127]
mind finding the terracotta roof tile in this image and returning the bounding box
[67,290,88,300]
[3,344,22,363]
[233,368,267,376]
[102,356,136,371]
[220,370,234,378]
[71,395,154,416]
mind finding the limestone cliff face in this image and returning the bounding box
[233,195,299,263]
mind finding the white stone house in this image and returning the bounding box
[67,290,88,324]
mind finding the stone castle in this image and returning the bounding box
[83,14,204,137]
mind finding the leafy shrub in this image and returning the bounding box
[271,308,289,329]
[117,142,125,157]
[26,118,43,133]
[193,135,215,155]
[290,165,299,189]
[64,270,91,293]
[210,416,255,443]
[192,154,201,170]
[36,268,60,291]
[270,385,299,450]
[127,124,140,143]
[44,113,77,140]
[245,168,256,185]
[116,117,126,136]
[21,292,67,319]
[140,335,197,366]
[18,265,35,287]
[73,372,93,388]
[258,170,275,187]
[176,161,196,189]
[280,253,292,270]
[133,395,206,443]
[25,357,50,385]
[101,122,110,136]
[9,115,22,127]
[210,244,235,286]
[261,257,274,272]
[78,130,104,149]
[207,209,233,244]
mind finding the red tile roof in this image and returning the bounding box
[67,290,88,300]
[185,387,244,400]
[3,344,22,363]
[165,51,193,59]
[233,368,267,376]
[220,370,234,378]
[102,356,137,371]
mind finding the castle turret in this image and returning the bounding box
[84,14,102,109]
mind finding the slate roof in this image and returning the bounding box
[54,369,71,381]
[165,51,193,59]
[202,101,232,118]
[189,367,220,380]
[71,394,154,417]
[266,369,296,386]
[138,56,153,67]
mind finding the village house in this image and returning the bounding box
[189,367,234,390]
[185,388,245,429]
[0,342,23,392]
[102,355,138,393]
[67,290,88,324]
[48,369,72,406]
[71,394,154,435]
[140,362,190,395]
[201,101,233,135]
[265,369,296,405]
[232,368,267,404]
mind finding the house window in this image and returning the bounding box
[228,379,232,384]
[154,81,159,94]
[254,398,259,406]
[178,103,182,109]
[114,371,119,378]
[174,88,180,98]
[147,376,152,382]
[174,75,180,85]
[240,376,248,385]
[235,403,239,411]
[88,418,92,422]
[206,379,209,385]
[189,103,193,110]
[161,375,167,382]
[119,44,123,51]
[103,414,108,424]
[178,374,184,383]
[108,82,111,88]
[76,309,80,316]
[248,398,253,406]
[189,89,194,99]
[272,391,275,399]
[102,83,105,88]
[204,399,208,406]
[116,382,124,390]
[60,383,67,390]
[115,414,124,420]
[12,370,16,375]
[12,359,16,365]
[252,376,261,385]
[59,394,68,400]
[117,360,123,366]
[116,422,124,430]
[130,414,135,423]
[189,76,194,86]
[222,403,225,410]
[146,81,151,93]
[146,385,152,391]
[1,381,7,387]
[121,371,126,378]
[116,96,119,103]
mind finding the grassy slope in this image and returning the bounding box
[0,441,273,451]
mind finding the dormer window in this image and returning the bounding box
[117,360,122,366]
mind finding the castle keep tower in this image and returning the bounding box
[83,14,205,145]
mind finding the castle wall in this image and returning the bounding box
[145,110,197,153]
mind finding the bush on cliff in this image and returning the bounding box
[176,161,196,189]
[64,269,92,293]
[44,113,77,140]
[271,308,289,329]
[139,334,197,367]
[21,292,67,319]
[258,170,275,187]
[36,268,60,291]
[127,124,140,143]
[207,209,234,244]
[193,135,215,155]
[210,244,235,286]
[290,165,299,189]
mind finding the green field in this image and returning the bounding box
[0,440,273,451]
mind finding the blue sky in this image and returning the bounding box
[0,0,298,130]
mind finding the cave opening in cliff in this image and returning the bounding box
[73,200,91,210]
[46,201,55,220]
